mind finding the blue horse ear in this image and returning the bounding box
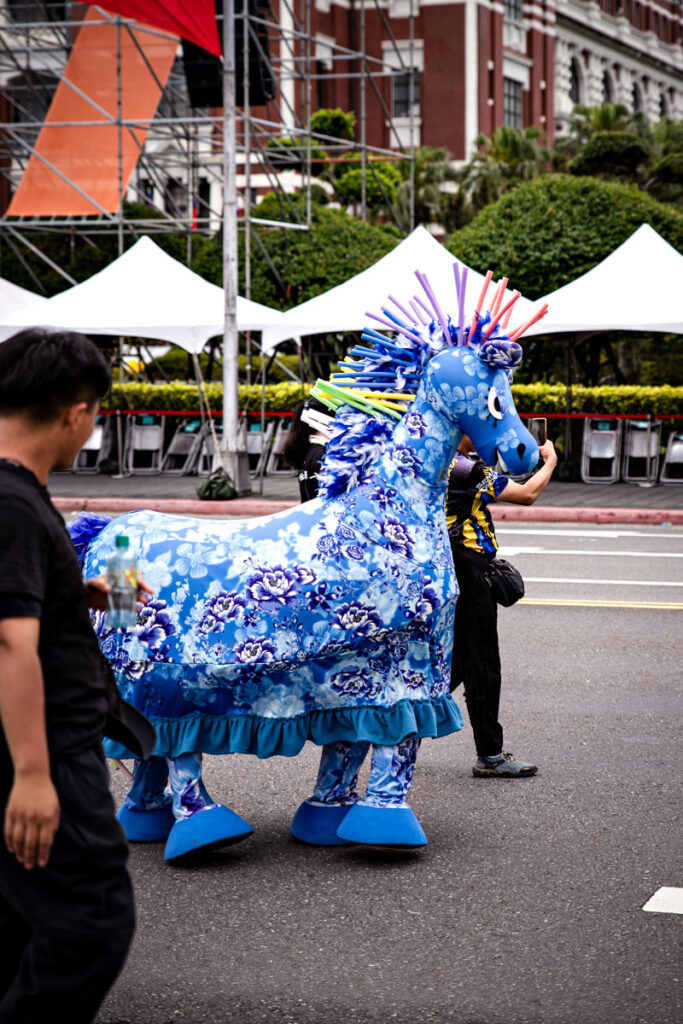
[476,337,523,369]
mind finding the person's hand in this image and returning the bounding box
[84,575,110,611]
[84,574,154,610]
[4,771,60,869]
[538,439,557,467]
[135,574,154,604]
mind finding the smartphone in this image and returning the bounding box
[529,417,547,447]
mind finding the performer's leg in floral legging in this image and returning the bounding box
[118,753,253,860]
[292,738,426,847]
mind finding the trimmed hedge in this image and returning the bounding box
[107,381,309,413]
[106,381,683,417]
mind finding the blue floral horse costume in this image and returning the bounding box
[75,266,543,858]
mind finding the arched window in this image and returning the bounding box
[659,92,669,118]
[569,58,583,105]
[602,70,614,105]
[632,81,643,112]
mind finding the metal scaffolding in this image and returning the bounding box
[0,0,418,493]
[0,0,418,288]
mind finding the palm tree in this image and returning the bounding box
[555,103,635,162]
[457,125,551,218]
[395,146,462,231]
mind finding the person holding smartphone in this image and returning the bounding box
[446,433,558,777]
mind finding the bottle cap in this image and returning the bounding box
[115,535,130,549]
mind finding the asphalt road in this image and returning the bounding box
[97,523,682,1024]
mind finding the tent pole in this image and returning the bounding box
[222,0,250,494]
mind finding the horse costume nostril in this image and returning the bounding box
[73,262,547,855]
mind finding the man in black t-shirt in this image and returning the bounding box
[0,329,151,1024]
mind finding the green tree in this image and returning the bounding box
[446,175,683,385]
[555,103,634,161]
[264,137,329,177]
[309,108,356,143]
[446,174,683,299]
[457,125,551,219]
[191,193,398,310]
[642,118,683,207]
[395,146,463,232]
[0,201,212,296]
[568,131,652,182]
[334,162,402,220]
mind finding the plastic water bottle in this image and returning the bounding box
[106,535,138,629]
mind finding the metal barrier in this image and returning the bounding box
[622,419,661,484]
[660,430,683,485]
[580,418,623,484]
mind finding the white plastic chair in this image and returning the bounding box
[660,430,683,485]
[580,419,623,484]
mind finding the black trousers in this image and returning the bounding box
[450,546,504,758]
[0,745,135,1024]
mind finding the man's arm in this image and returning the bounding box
[0,616,60,870]
[498,440,558,506]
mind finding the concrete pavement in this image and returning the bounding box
[48,470,683,525]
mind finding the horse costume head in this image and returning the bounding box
[426,336,536,476]
[313,264,547,493]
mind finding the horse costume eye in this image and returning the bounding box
[487,387,504,420]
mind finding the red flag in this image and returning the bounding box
[102,1,221,57]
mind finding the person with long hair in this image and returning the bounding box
[282,396,330,502]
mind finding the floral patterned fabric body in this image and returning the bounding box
[85,382,466,761]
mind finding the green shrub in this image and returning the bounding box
[446,175,683,299]
[335,163,402,209]
[310,108,356,142]
[106,380,682,418]
[106,380,311,413]
[511,383,683,416]
[151,349,302,384]
[569,131,651,180]
[264,137,329,177]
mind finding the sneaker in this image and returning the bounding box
[472,753,537,778]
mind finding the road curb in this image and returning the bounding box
[491,505,683,526]
[52,496,683,525]
[53,497,296,516]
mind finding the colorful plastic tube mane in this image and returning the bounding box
[72,264,546,860]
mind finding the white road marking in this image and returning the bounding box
[524,577,683,587]
[496,527,683,540]
[642,888,683,914]
[521,598,683,609]
[499,546,683,559]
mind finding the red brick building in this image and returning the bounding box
[304,0,682,161]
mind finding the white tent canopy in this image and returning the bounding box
[0,277,49,319]
[526,224,683,337]
[260,225,537,354]
[0,236,287,352]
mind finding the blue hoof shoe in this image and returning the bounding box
[335,804,427,848]
[164,805,254,862]
[117,803,175,842]
[290,799,353,846]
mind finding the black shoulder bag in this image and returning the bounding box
[454,546,525,607]
[485,557,525,607]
